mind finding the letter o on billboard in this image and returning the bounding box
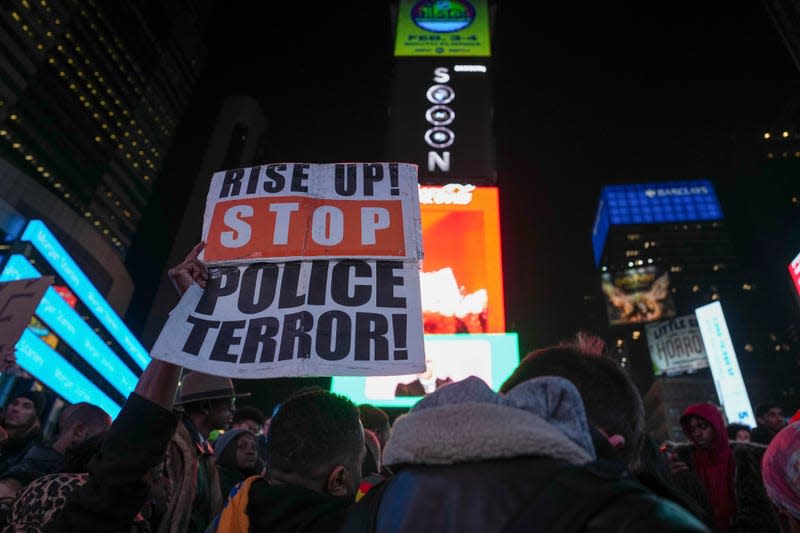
[426,84,455,104]
[425,127,455,149]
[426,105,455,126]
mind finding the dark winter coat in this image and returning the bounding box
[44,393,180,533]
[670,441,779,532]
[207,475,352,533]
[349,376,709,533]
[0,444,63,487]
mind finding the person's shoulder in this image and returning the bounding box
[589,491,710,532]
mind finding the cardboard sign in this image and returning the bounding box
[152,163,425,378]
[200,163,422,265]
[0,277,53,355]
[645,315,709,376]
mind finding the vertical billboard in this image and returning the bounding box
[645,315,709,376]
[790,251,800,301]
[601,266,676,325]
[695,301,755,427]
[394,0,491,57]
[330,184,509,407]
[419,184,504,333]
[387,61,494,184]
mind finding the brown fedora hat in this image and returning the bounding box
[174,371,251,406]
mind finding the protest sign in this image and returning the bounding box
[151,163,425,378]
[0,277,53,355]
[645,315,709,376]
[200,163,423,265]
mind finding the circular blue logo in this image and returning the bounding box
[411,0,476,33]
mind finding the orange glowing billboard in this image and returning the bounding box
[419,184,505,333]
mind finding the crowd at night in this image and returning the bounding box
[0,1,798,532]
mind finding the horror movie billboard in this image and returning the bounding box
[645,315,709,376]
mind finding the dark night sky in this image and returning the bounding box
[131,2,800,360]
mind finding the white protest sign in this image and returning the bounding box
[199,163,423,265]
[645,315,709,376]
[151,163,425,378]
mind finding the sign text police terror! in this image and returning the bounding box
[151,163,425,379]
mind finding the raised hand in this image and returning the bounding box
[167,242,208,296]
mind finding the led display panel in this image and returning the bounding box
[592,180,724,265]
[330,333,518,408]
[0,255,138,397]
[386,61,494,184]
[21,221,150,369]
[419,185,504,334]
[16,330,121,418]
[394,0,491,57]
[695,302,755,427]
[601,266,676,326]
[790,251,800,300]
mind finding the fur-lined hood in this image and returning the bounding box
[383,376,596,467]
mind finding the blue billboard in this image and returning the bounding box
[0,220,150,417]
[592,180,724,266]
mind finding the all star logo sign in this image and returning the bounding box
[411,0,476,33]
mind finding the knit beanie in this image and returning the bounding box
[15,390,46,418]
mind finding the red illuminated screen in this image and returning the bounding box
[790,251,800,298]
[419,185,505,334]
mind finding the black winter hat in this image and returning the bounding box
[14,390,46,418]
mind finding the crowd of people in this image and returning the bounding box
[0,248,797,533]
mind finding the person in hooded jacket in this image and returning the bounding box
[669,403,778,532]
[344,375,708,533]
[214,429,259,500]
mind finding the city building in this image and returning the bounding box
[592,180,787,438]
[0,0,209,256]
[0,1,210,427]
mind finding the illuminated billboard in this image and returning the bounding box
[695,302,755,427]
[330,333,518,408]
[592,179,724,265]
[386,61,494,184]
[0,255,138,398]
[419,184,504,333]
[790,251,800,300]
[394,0,491,57]
[21,221,150,370]
[601,266,676,326]
[645,315,709,376]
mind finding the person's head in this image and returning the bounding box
[58,403,88,434]
[54,404,111,454]
[757,403,786,434]
[231,406,265,435]
[4,391,45,429]
[358,404,390,450]
[500,333,644,465]
[727,423,751,442]
[680,403,726,451]
[63,433,105,472]
[763,422,800,533]
[215,429,259,474]
[175,372,251,436]
[362,429,381,476]
[267,390,365,498]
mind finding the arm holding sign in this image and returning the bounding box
[45,247,209,532]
